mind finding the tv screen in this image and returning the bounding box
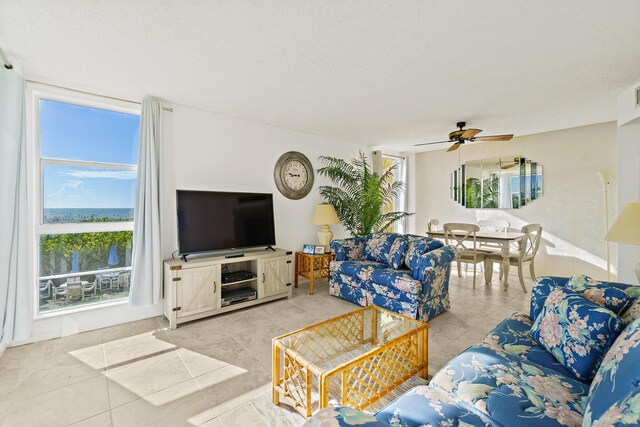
[177,190,276,254]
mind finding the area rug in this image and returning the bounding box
[250,374,429,426]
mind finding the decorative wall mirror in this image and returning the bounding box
[450,157,543,209]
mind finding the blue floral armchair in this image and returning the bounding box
[306,276,640,427]
[329,233,455,322]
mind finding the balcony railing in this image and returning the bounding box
[38,266,132,313]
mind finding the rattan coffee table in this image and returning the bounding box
[272,305,428,418]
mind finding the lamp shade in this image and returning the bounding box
[605,201,640,245]
[311,204,339,225]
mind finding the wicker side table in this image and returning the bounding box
[294,252,335,295]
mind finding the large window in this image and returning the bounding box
[36,98,140,313]
[381,155,407,233]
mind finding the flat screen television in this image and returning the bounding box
[177,190,276,255]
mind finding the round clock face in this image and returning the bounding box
[274,152,314,199]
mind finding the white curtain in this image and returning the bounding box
[0,67,30,347]
[130,99,162,306]
[499,174,513,209]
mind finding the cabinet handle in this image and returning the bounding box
[213,282,216,293]
[262,273,265,283]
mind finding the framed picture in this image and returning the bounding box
[314,245,325,255]
[302,244,315,255]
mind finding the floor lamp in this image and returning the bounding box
[596,171,612,280]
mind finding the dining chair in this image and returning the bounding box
[109,274,120,290]
[96,274,107,291]
[475,219,511,272]
[477,219,510,233]
[39,279,52,299]
[117,272,130,289]
[52,283,66,301]
[443,223,486,289]
[484,224,542,293]
[427,219,441,232]
[82,281,97,300]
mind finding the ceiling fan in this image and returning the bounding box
[496,159,519,169]
[414,121,514,152]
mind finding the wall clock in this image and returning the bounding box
[274,151,314,200]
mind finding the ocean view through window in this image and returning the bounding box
[36,97,140,313]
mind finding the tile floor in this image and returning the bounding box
[0,271,532,427]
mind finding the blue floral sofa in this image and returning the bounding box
[307,275,640,427]
[329,233,455,322]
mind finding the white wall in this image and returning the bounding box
[413,122,618,280]
[162,104,367,259]
[16,93,365,346]
[617,80,640,284]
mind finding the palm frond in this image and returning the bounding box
[316,150,414,236]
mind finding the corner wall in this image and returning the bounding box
[414,122,618,280]
[162,105,367,259]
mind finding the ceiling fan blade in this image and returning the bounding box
[446,142,461,152]
[472,134,514,142]
[461,128,482,139]
[500,163,518,169]
[414,140,453,147]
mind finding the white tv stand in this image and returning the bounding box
[163,247,293,329]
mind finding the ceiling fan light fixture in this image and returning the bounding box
[414,121,514,150]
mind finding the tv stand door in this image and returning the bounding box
[259,256,292,298]
[176,265,219,318]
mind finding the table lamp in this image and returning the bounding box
[311,204,339,252]
[605,201,640,283]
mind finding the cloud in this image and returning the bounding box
[46,179,84,199]
[62,179,83,190]
[58,169,137,180]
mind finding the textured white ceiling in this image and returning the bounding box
[2,1,639,151]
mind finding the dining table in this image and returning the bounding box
[426,230,524,289]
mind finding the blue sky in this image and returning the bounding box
[40,100,140,209]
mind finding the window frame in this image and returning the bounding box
[28,85,140,319]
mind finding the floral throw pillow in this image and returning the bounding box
[530,290,625,381]
[386,236,409,269]
[363,233,402,263]
[622,298,640,324]
[567,275,634,315]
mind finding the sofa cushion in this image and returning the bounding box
[430,344,589,427]
[583,318,640,427]
[530,291,625,381]
[374,386,489,427]
[363,233,403,263]
[386,236,409,269]
[330,260,387,279]
[482,313,579,379]
[531,276,635,321]
[370,269,422,295]
[622,298,640,324]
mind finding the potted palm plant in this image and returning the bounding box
[317,151,413,236]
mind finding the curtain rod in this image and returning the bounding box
[25,79,173,112]
[0,46,13,69]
